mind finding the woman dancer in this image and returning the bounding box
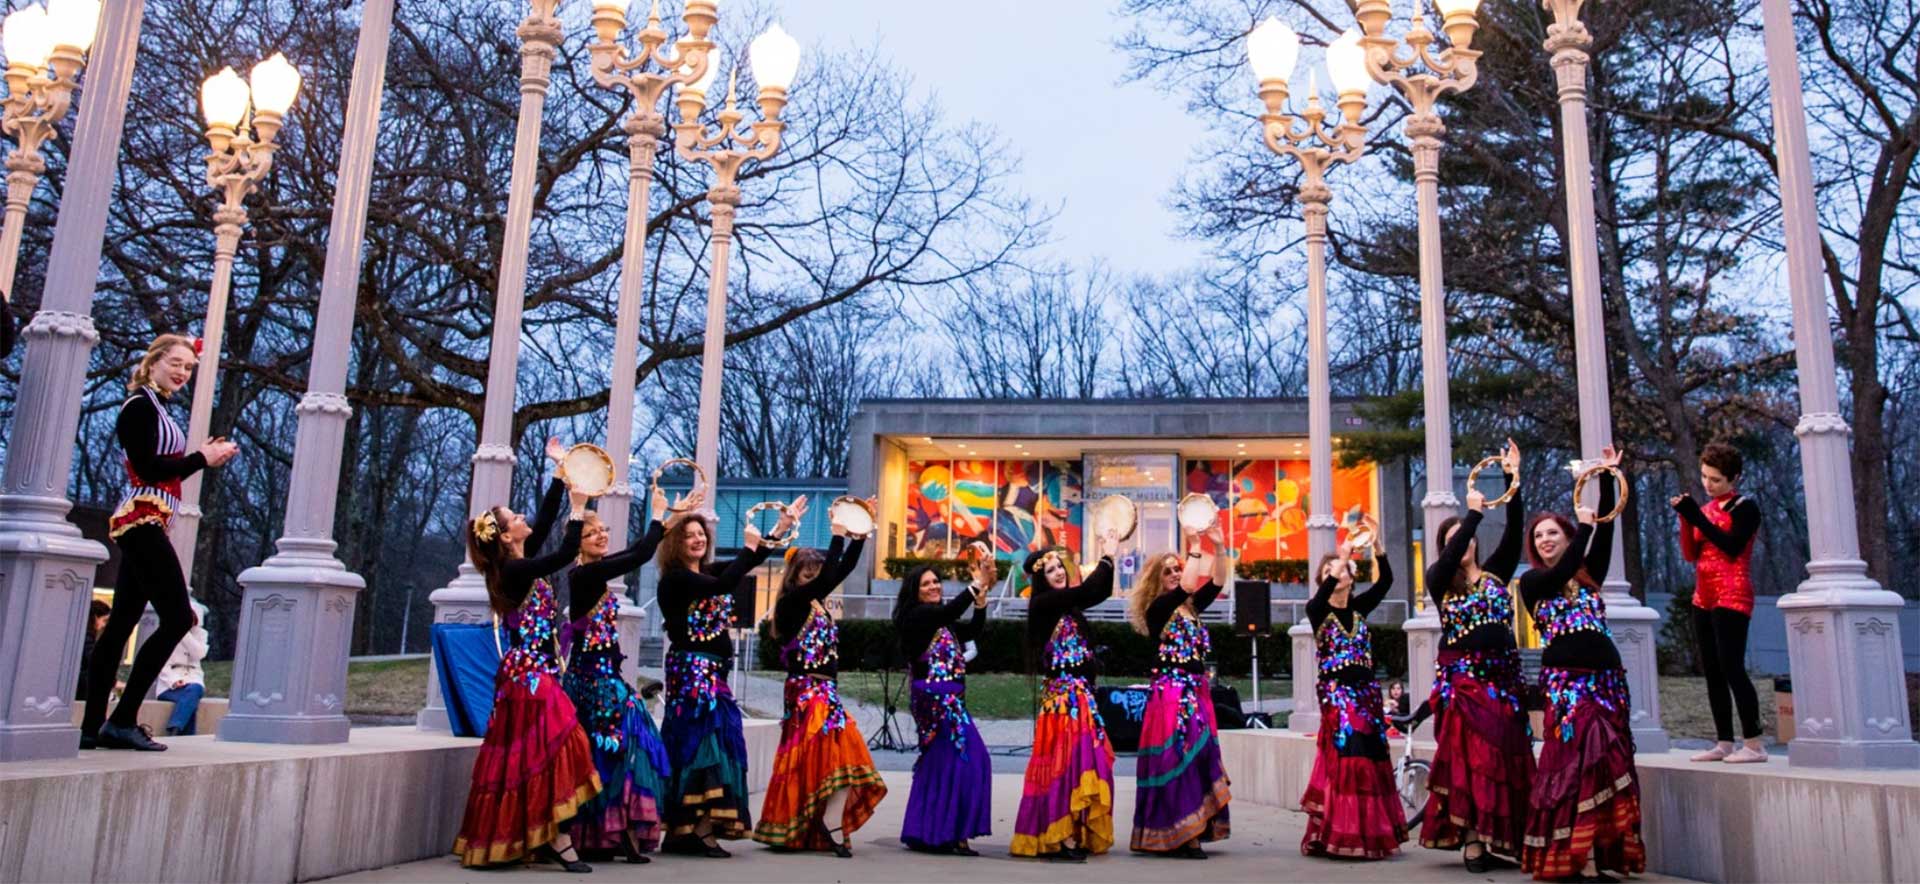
[562,485,698,863]
[1127,526,1231,858]
[1010,532,1118,862]
[893,550,996,855]
[1520,447,1643,883]
[84,334,238,752]
[1421,439,1533,872]
[453,440,600,872]
[1671,442,1766,763]
[753,506,889,856]
[656,497,797,856]
[1300,516,1406,860]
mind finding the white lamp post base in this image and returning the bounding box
[1779,586,1919,769]
[1287,617,1320,735]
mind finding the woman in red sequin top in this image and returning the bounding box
[1671,442,1767,763]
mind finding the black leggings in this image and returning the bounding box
[83,524,194,731]
[1693,607,1762,741]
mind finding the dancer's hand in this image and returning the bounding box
[1576,505,1597,525]
[568,486,591,519]
[1670,493,1691,509]
[545,436,566,465]
[1501,437,1521,472]
[650,484,670,522]
[200,437,239,467]
[1466,489,1486,512]
[744,522,763,551]
[1600,445,1624,469]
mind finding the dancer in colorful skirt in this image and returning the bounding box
[1010,532,1119,862]
[453,439,601,872]
[561,484,699,864]
[1421,438,1534,872]
[1521,448,1644,883]
[655,496,793,857]
[754,503,891,856]
[1126,525,1231,858]
[1671,442,1768,763]
[84,334,238,752]
[1300,516,1407,860]
[893,550,996,855]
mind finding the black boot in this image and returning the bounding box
[96,722,166,751]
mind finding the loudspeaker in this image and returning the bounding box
[1211,681,1247,729]
[731,583,758,628]
[1233,580,1271,633]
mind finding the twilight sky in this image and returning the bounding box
[781,0,1212,276]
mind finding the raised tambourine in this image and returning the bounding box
[649,457,709,514]
[1087,494,1139,542]
[557,443,615,498]
[1466,454,1520,507]
[828,495,876,539]
[1346,525,1376,554]
[744,501,795,548]
[1176,492,1219,534]
[1572,463,1630,524]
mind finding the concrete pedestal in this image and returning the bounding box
[1779,587,1920,768]
[1286,618,1319,735]
[218,558,362,744]
[1403,608,1441,741]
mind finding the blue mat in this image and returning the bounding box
[430,622,503,737]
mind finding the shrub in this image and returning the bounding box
[1657,586,1700,676]
[1235,559,1308,583]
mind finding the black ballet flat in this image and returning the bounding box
[1040,849,1085,863]
[532,845,591,873]
[96,722,166,752]
[1174,843,1209,860]
[622,850,650,864]
[1065,845,1090,859]
[79,729,98,750]
[950,845,980,857]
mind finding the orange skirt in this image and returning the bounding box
[751,676,888,849]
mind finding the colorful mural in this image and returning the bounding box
[1185,459,1378,561]
[900,458,1086,561]
[905,460,953,556]
[1040,459,1084,552]
[950,459,999,553]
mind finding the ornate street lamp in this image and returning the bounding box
[0,0,101,332]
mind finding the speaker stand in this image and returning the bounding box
[1246,633,1269,729]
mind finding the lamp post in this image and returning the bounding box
[0,0,101,312]
[0,0,136,763]
[586,0,716,683]
[1538,0,1667,752]
[1756,0,1918,768]
[170,55,301,577]
[418,0,569,732]
[674,23,799,489]
[1352,0,1481,717]
[587,0,713,583]
[220,0,397,745]
[1249,21,1371,737]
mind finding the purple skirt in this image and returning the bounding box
[901,680,993,848]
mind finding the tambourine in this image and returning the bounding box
[1176,492,1219,534]
[1346,525,1376,554]
[1087,494,1139,542]
[1466,454,1520,506]
[828,495,876,539]
[744,500,795,548]
[557,443,615,498]
[649,457,709,514]
[1573,463,1630,523]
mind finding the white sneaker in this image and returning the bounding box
[1689,745,1731,762]
[1723,745,1769,764]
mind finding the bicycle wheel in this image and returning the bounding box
[1397,759,1430,829]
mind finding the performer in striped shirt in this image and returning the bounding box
[82,334,238,752]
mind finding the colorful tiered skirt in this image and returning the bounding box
[563,668,669,854]
[1420,648,1535,855]
[1300,677,1407,859]
[660,651,752,843]
[453,674,602,867]
[901,679,993,849]
[1011,675,1115,857]
[1523,667,1645,880]
[753,675,889,849]
[1131,668,1230,853]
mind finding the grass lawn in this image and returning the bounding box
[199,657,431,718]
[1657,674,1780,743]
[823,670,1293,720]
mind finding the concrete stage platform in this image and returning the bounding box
[0,721,781,884]
[1221,728,1920,884]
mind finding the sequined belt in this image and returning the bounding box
[1040,673,1106,741]
[1150,666,1205,749]
[665,650,733,719]
[1432,647,1524,716]
[783,673,849,733]
[910,679,973,757]
[1316,677,1385,751]
[1541,665,1629,743]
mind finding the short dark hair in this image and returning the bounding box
[1700,442,1744,480]
[89,599,110,619]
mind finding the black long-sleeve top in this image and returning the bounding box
[1026,558,1115,678]
[1144,580,1224,672]
[772,536,866,676]
[116,389,205,486]
[1309,555,1394,684]
[498,479,584,618]
[568,518,666,621]
[897,585,989,679]
[1675,494,1760,558]
[658,543,773,659]
[1425,485,1524,651]
[1520,478,1620,669]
